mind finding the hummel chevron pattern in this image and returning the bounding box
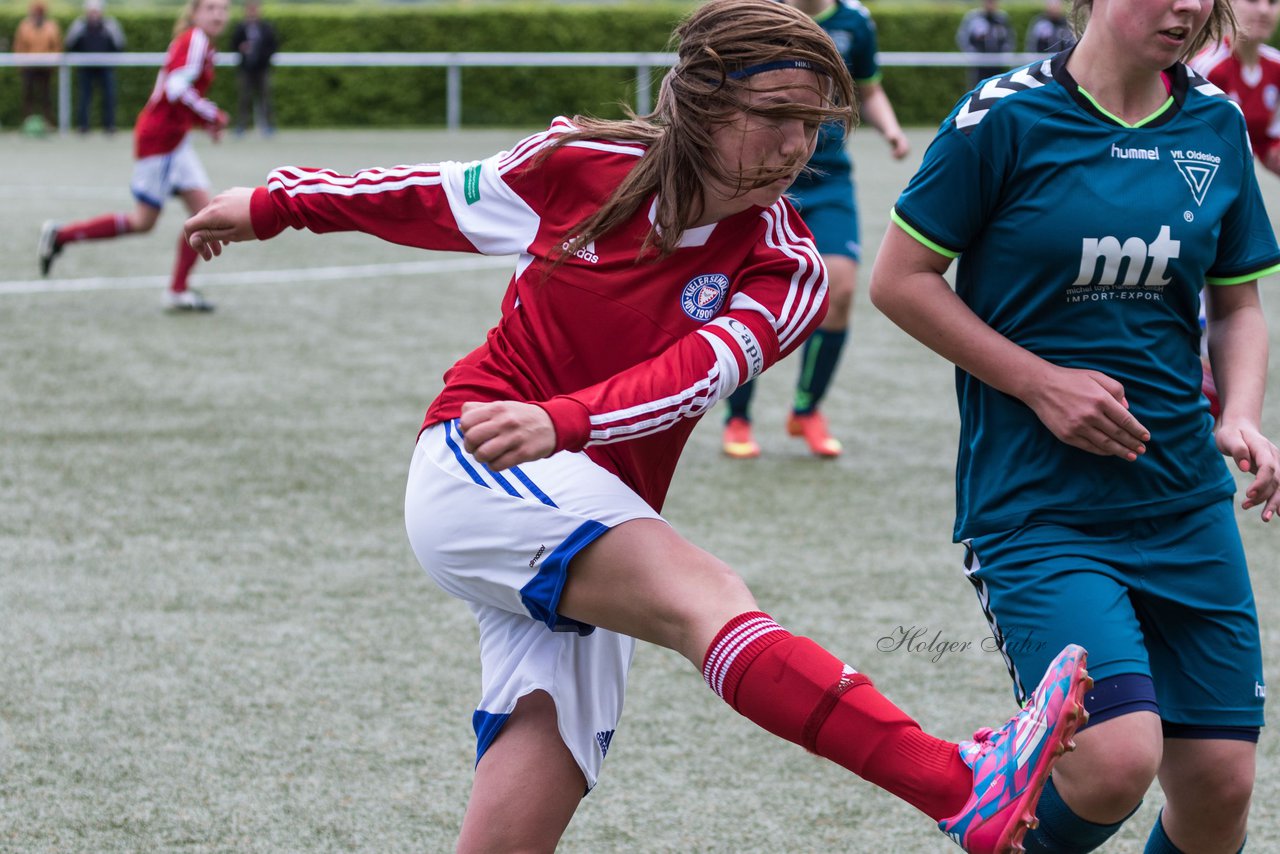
[956,61,1054,133]
[938,644,1091,854]
[1184,66,1243,117]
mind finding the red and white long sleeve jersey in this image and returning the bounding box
[134,27,219,159]
[1192,41,1280,159]
[249,118,828,510]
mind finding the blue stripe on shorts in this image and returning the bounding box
[521,520,608,635]
[443,419,488,487]
[472,709,511,768]
[444,419,560,507]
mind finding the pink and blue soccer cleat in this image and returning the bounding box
[939,644,1091,854]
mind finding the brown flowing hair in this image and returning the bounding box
[547,0,856,261]
[173,0,203,36]
[1070,0,1236,63]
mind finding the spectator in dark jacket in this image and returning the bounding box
[66,0,126,134]
[1025,0,1076,54]
[955,0,1015,87]
[230,0,278,136]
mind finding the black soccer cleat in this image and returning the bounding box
[164,288,215,313]
[38,220,62,277]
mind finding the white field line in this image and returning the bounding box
[0,256,515,296]
[2,186,134,200]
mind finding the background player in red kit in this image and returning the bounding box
[1188,0,1279,416]
[181,2,1090,851]
[38,0,230,312]
[1193,0,1280,176]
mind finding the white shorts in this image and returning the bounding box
[130,137,209,209]
[404,420,664,789]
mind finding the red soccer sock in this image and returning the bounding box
[58,213,131,245]
[170,233,199,294]
[703,612,971,821]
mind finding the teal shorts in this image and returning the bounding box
[789,167,860,261]
[963,499,1265,729]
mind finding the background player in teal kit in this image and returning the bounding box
[870,0,1280,852]
[722,0,908,459]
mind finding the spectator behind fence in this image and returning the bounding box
[1024,0,1075,55]
[15,0,63,133]
[230,0,278,136]
[955,0,1014,87]
[66,0,126,135]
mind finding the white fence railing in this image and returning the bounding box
[2,50,1048,136]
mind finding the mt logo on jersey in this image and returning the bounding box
[1074,225,1180,288]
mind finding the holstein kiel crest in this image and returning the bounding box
[681,273,729,321]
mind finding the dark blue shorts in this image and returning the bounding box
[789,167,859,261]
[962,499,1265,729]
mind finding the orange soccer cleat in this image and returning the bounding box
[786,411,842,458]
[722,417,761,459]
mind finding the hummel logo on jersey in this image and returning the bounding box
[596,729,614,757]
[1257,682,1267,699]
[955,60,1053,133]
[1171,149,1221,206]
[1110,143,1159,161]
[1074,225,1180,287]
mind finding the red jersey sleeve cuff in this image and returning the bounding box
[536,397,592,453]
[250,186,286,240]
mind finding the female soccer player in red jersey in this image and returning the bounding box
[38,0,230,312]
[182,2,1090,851]
[1194,0,1280,175]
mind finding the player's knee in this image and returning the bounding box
[1094,752,1159,808]
[128,214,157,234]
[1087,744,1160,807]
[1177,760,1254,824]
[662,559,756,657]
[824,287,855,324]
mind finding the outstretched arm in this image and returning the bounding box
[1205,282,1279,521]
[462,225,827,471]
[460,305,804,472]
[869,222,1150,461]
[857,82,909,160]
[187,140,564,261]
[184,187,255,259]
[165,30,225,133]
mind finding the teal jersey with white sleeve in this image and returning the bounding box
[891,53,1280,540]
[806,0,881,174]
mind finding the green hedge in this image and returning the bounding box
[0,3,687,129]
[0,2,1162,131]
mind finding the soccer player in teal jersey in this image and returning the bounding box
[870,0,1280,852]
[723,0,909,459]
